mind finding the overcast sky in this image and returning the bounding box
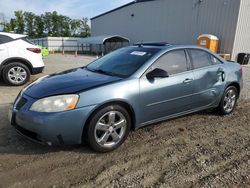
[0,0,132,20]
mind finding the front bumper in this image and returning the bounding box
[9,93,96,146]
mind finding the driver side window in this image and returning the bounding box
[151,50,188,75]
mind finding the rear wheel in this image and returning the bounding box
[86,105,131,152]
[217,86,238,115]
[3,62,30,86]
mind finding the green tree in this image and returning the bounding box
[34,15,44,38]
[24,12,36,38]
[70,19,81,37]
[14,11,25,34]
[80,17,90,37]
[44,12,53,36]
[59,15,71,37]
[9,18,16,31]
[3,18,16,32]
[51,11,60,36]
[3,23,11,32]
[3,11,91,38]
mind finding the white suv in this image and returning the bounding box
[0,32,45,86]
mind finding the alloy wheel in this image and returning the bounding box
[7,66,27,84]
[94,111,127,147]
[223,88,237,113]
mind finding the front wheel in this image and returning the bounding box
[86,105,131,152]
[217,86,238,115]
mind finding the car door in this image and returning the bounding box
[139,49,194,124]
[0,35,9,64]
[187,49,226,108]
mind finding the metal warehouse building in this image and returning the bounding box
[91,0,250,60]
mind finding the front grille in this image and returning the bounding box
[15,97,27,110]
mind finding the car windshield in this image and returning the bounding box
[86,47,161,78]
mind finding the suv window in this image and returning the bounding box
[188,49,211,69]
[152,50,188,75]
[0,35,13,44]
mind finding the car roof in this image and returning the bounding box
[131,43,226,63]
[132,43,215,51]
[0,32,27,39]
[133,42,171,47]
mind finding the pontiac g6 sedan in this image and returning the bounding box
[9,43,243,152]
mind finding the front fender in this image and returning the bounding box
[77,79,141,125]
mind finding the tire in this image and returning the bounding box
[0,71,3,81]
[86,105,131,152]
[2,62,30,86]
[217,86,238,115]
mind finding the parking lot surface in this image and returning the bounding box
[0,55,250,187]
[0,54,95,104]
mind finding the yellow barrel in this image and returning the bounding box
[197,34,219,53]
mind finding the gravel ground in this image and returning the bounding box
[0,55,250,188]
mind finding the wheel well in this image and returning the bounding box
[1,58,33,74]
[82,101,136,143]
[227,82,240,97]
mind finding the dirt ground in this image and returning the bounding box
[0,55,250,188]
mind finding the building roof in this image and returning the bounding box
[91,0,156,20]
[78,35,130,45]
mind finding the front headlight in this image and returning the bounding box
[30,94,79,112]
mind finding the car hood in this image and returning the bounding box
[24,68,122,99]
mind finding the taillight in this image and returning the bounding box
[26,48,41,54]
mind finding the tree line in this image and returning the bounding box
[1,11,90,38]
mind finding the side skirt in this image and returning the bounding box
[135,105,218,130]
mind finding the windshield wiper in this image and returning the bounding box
[86,67,115,76]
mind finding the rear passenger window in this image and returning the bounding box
[153,50,187,75]
[0,35,13,44]
[189,49,211,69]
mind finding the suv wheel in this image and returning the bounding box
[86,105,131,152]
[3,62,30,86]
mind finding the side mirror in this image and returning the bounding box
[146,68,169,79]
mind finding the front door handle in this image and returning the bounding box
[183,78,193,84]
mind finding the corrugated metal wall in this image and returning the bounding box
[91,0,241,58]
[232,0,250,60]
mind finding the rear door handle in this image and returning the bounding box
[183,78,193,84]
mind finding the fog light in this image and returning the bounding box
[47,141,52,146]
